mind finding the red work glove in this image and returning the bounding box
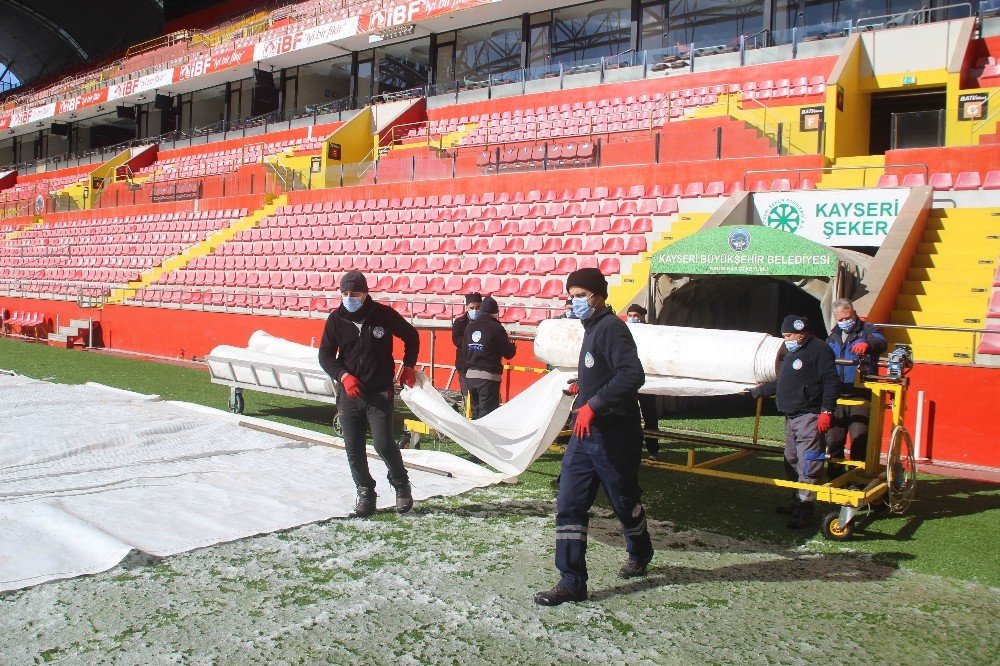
[398,366,416,388]
[817,412,832,433]
[341,373,362,399]
[563,379,579,396]
[573,404,595,439]
[850,342,869,355]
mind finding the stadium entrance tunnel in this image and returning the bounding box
[648,224,872,337]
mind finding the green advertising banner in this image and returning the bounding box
[651,225,838,277]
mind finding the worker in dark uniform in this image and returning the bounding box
[535,268,652,606]
[318,270,420,517]
[825,298,887,479]
[625,304,660,459]
[451,292,482,405]
[750,315,839,529]
[462,296,516,419]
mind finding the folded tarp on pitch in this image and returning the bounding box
[400,370,577,477]
[0,374,501,592]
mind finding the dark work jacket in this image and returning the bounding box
[575,307,644,423]
[463,315,516,376]
[826,320,887,391]
[318,297,419,393]
[758,335,839,416]
[451,313,470,372]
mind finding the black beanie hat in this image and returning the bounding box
[781,314,809,334]
[465,292,483,304]
[479,296,499,315]
[566,267,608,298]
[627,304,647,316]
[340,270,369,293]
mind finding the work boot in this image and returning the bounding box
[393,481,413,514]
[533,583,587,606]
[786,501,814,529]
[619,556,653,579]
[349,487,377,518]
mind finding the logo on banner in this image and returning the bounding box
[763,200,803,233]
[728,227,751,252]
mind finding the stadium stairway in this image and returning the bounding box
[2,219,42,242]
[607,212,709,308]
[109,194,287,304]
[817,155,886,189]
[886,207,1000,364]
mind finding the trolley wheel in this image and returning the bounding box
[821,510,854,541]
[886,425,918,514]
[228,388,244,414]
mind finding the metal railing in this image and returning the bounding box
[853,3,973,31]
[742,162,930,190]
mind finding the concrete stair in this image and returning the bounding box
[608,212,709,309]
[817,155,885,189]
[107,194,286,304]
[47,318,92,348]
[886,207,1000,364]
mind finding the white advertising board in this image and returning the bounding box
[752,189,910,247]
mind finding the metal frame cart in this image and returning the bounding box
[643,345,918,540]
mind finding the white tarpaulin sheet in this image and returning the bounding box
[399,322,784,472]
[534,319,783,395]
[400,370,576,478]
[0,373,501,592]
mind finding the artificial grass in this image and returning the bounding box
[1,337,998,585]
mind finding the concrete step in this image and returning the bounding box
[890,309,985,327]
[921,228,1000,244]
[909,254,997,269]
[917,240,1000,255]
[884,331,977,364]
[57,326,82,336]
[907,266,995,282]
[69,318,92,329]
[900,280,992,296]
[895,293,988,312]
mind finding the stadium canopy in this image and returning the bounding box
[0,0,163,88]
[649,224,871,332]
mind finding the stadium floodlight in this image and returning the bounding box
[371,23,416,43]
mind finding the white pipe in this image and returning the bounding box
[913,389,927,461]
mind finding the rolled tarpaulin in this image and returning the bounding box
[247,330,321,362]
[534,319,783,385]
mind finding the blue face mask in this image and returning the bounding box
[784,340,800,353]
[468,309,480,320]
[571,296,593,320]
[627,316,641,324]
[343,296,364,313]
[837,319,855,332]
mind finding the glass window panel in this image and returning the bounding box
[551,0,632,65]
[774,0,927,30]
[294,56,353,110]
[641,3,668,51]
[374,36,431,95]
[454,18,522,82]
[666,0,764,49]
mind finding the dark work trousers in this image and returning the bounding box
[826,401,871,478]
[467,376,501,419]
[783,412,825,506]
[555,419,653,592]
[638,394,660,456]
[337,386,408,491]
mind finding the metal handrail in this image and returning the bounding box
[741,162,930,189]
[853,2,973,31]
[970,87,1000,134]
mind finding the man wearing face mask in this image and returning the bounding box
[451,292,482,406]
[318,270,420,518]
[825,298,887,479]
[462,296,516,418]
[535,268,651,606]
[749,315,839,529]
[625,304,660,459]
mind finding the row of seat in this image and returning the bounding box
[131,288,560,325]
[877,171,1000,191]
[476,142,596,171]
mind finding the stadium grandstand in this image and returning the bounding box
[1,0,999,472]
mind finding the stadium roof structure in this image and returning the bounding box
[0,0,163,88]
